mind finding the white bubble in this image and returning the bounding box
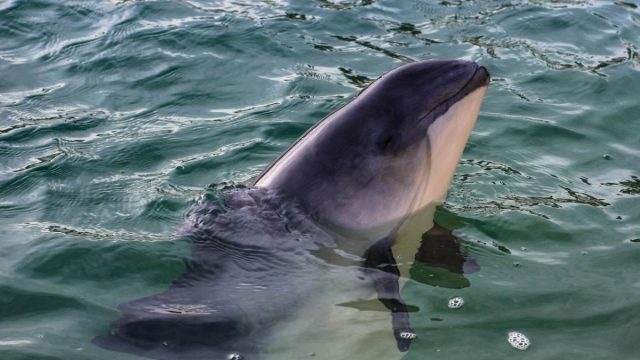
[447,296,464,309]
[399,331,417,340]
[508,331,530,350]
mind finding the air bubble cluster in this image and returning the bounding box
[447,296,464,309]
[399,331,417,340]
[507,331,530,350]
[228,353,243,360]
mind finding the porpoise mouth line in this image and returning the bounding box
[418,64,490,127]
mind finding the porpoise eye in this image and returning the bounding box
[380,135,394,150]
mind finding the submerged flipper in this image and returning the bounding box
[363,222,480,352]
[363,237,416,352]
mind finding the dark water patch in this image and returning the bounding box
[0,84,65,107]
[318,0,375,11]
[338,67,374,88]
[508,187,609,208]
[2,1,120,64]
[614,1,638,10]
[363,16,442,44]
[170,140,273,182]
[333,35,415,63]
[14,238,185,284]
[284,12,311,21]
[411,262,471,288]
[261,121,313,143]
[137,197,192,223]
[282,73,352,98]
[0,350,59,360]
[104,140,174,172]
[465,35,628,77]
[459,159,523,176]
[625,42,639,66]
[390,22,421,36]
[11,151,63,173]
[293,64,333,82]
[449,186,609,220]
[435,221,517,256]
[486,77,536,102]
[0,110,108,144]
[0,285,86,320]
[0,201,36,221]
[28,175,193,235]
[447,199,552,219]
[312,42,335,51]
[0,160,68,200]
[0,140,58,174]
[601,176,640,195]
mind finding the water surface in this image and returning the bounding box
[1,0,639,359]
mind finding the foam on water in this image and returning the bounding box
[447,296,465,309]
[507,332,530,351]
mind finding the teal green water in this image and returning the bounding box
[1,0,640,359]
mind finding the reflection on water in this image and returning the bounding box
[411,224,478,289]
[602,175,640,195]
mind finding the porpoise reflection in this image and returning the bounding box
[94,59,490,360]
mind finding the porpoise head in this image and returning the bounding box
[255,59,490,239]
